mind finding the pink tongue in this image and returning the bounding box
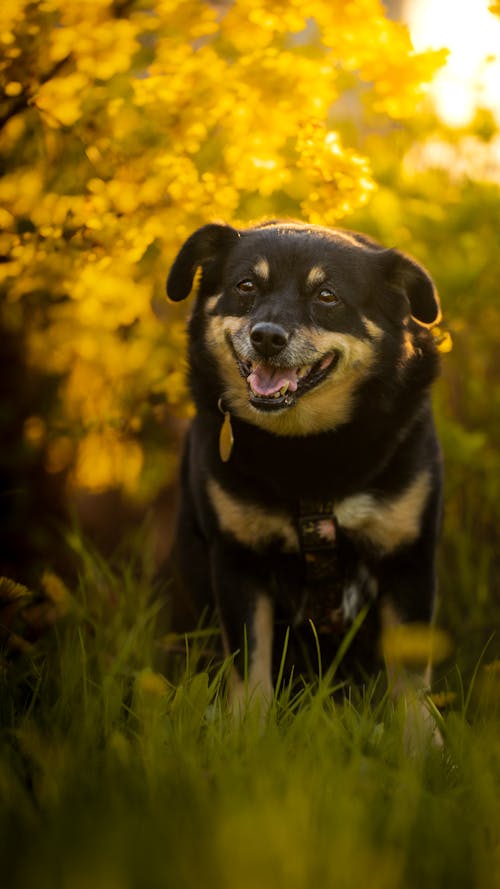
[247,363,299,397]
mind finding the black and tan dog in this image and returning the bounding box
[166,220,443,721]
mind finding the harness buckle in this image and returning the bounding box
[298,513,337,552]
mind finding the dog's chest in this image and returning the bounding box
[207,472,429,559]
[207,477,363,625]
[207,470,429,631]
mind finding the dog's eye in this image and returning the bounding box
[318,288,340,306]
[236,279,256,294]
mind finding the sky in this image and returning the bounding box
[405,0,500,126]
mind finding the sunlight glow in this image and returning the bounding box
[406,0,500,126]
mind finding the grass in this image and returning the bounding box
[0,537,499,889]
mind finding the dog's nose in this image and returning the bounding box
[250,322,289,358]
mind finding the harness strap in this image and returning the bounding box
[297,499,345,632]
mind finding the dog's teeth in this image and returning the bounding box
[297,364,312,379]
[280,383,289,395]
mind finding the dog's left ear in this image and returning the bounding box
[167,223,240,302]
[380,250,441,326]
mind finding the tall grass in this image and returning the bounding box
[0,537,499,889]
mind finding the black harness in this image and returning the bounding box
[296,499,347,633]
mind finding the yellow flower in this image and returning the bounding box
[382,624,453,667]
[34,72,89,127]
[428,690,458,709]
[73,431,144,495]
[5,81,23,96]
[134,668,170,698]
[41,572,74,617]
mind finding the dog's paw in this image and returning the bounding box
[228,670,274,726]
[402,694,444,754]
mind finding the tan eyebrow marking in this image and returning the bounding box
[205,293,223,314]
[363,319,384,340]
[306,265,326,287]
[253,257,270,280]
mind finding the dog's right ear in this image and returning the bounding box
[166,224,240,302]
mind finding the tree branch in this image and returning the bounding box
[0,55,72,132]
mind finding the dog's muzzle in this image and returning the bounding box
[227,332,340,412]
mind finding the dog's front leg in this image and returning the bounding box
[210,539,274,718]
[380,598,443,750]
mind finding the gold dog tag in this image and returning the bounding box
[218,399,234,463]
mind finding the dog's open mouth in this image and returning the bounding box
[231,343,340,411]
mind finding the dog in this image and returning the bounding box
[166,220,443,729]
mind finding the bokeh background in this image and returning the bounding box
[1,0,499,667]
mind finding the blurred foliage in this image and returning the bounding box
[348,115,500,655]
[0,540,499,889]
[0,0,443,497]
[0,1,499,649]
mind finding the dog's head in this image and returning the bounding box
[167,222,441,436]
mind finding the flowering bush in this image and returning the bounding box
[0,0,444,499]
